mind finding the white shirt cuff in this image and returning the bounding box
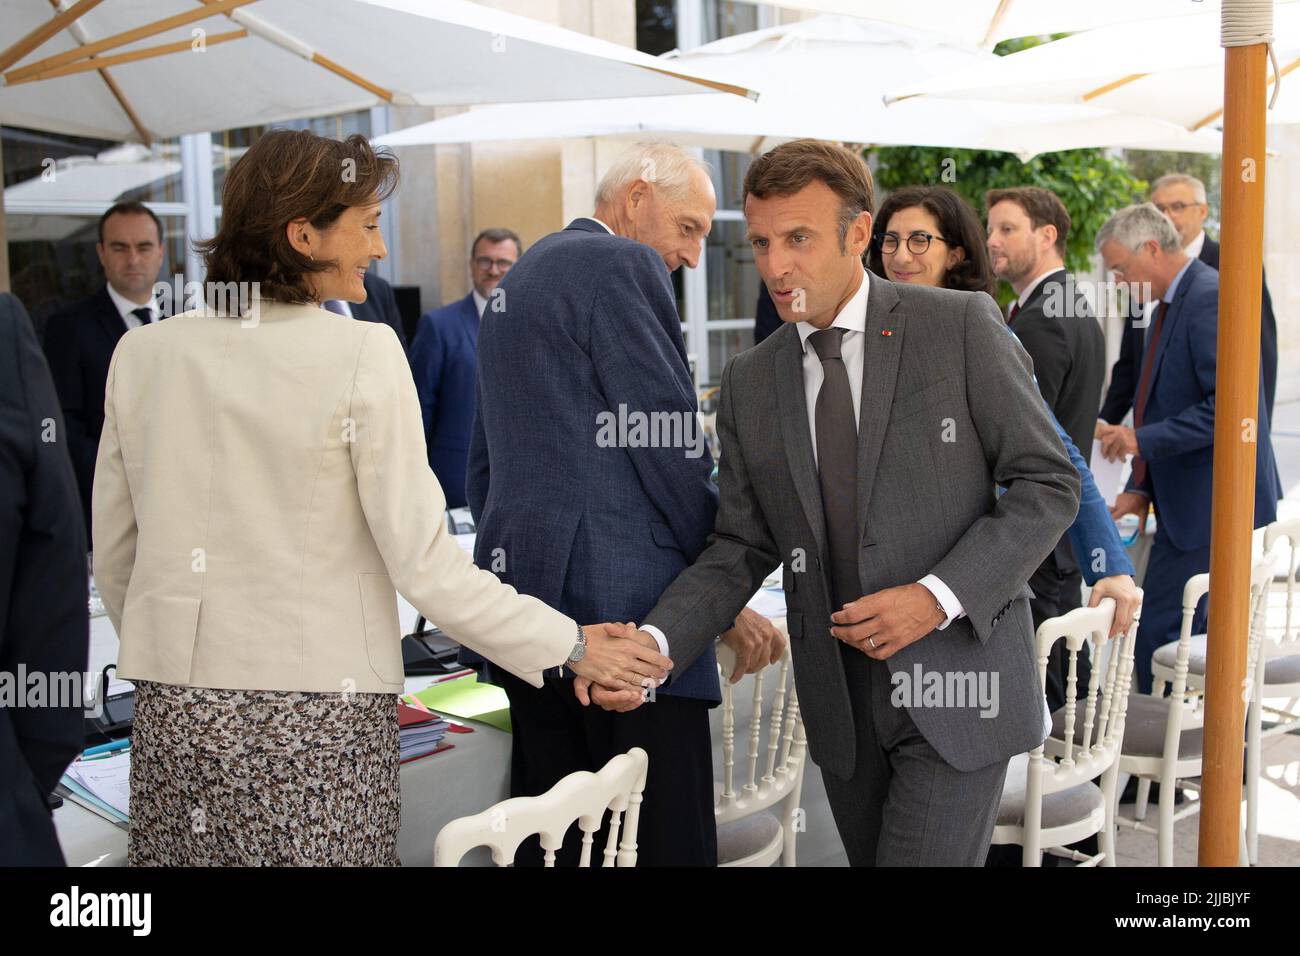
[638,624,671,685]
[918,574,965,631]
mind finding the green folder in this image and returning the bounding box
[413,675,512,733]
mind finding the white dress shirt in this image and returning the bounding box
[472,289,488,318]
[1184,230,1206,261]
[641,268,965,668]
[106,283,160,330]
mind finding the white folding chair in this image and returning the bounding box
[433,747,649,867]
[714,641,808,867]
[1125,560,1272,866]
[992,596,1138,866]
[1243,519,1300,864]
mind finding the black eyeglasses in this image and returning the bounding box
[473,257,516,273]
[877,231,948,256]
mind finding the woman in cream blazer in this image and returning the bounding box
[92,130,669,866]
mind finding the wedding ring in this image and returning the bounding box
[868,638,877,649]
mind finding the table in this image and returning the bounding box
[58,593,790,867]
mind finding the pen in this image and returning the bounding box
[82,738,130,758]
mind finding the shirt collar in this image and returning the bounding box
[1163,256,1195,304]
[1017,266,1066,307]
[472,289,487,317]
[797,268,870,352]
[586,216,615,235]
[106,282,159,321]
[1184,230,1206,260]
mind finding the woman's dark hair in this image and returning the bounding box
[866,185,995,296]
[197,130,399,305]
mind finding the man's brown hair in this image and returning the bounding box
[984,187,1071,258]
[198,130,399,305]
[743,139,875,248]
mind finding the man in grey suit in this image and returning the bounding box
[594,141,1080,865]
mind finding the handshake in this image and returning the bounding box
[570,607,787,713]
[570,622,667,713]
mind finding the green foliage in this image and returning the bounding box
[869,146,1148,279]
[1124,150,1223,236]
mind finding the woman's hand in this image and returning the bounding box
[570,621,673,690]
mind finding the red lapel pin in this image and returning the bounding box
[881,329,893,337]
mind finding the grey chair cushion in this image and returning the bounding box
[1054,694,1203,759]
[997,753,1105,829]
[1154,638,1300,685]
[717,811,782,865]
[1152,634,1208,675]
[1261,654,1300,685]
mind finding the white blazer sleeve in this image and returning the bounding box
[349,323,575,687]
[92,346,137,636]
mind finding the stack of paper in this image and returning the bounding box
[398,702,451,763]
[413,674,513,732]
[60,747,131,826]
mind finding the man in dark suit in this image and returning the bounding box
[410,229,520,509]
[465,144,784,866]
[985,187,1107,700]
[1097,204,1282,694]
[1100,173,1278,425]
[613,141,1079,865]
[0,293,89,865]
[43,202,166,545]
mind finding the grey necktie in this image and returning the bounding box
[809,327,860,609]
[323,300,348,315]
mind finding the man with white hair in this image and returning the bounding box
[1095,203,1281,695]
[1100,172,1278,423]
[461,142,785,866]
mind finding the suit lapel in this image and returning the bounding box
[855,273,905,545]
[462,293,480,350]
[1014,268,1066,323]
[1146,262,1198,403]
[93,286,128,347]
[774,326,829,564]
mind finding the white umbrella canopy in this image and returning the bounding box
[376,15,1223,160]
[731,0,1232,49]
[884,2,1300,132]
[3,141,247,240]
[0,0,754,143]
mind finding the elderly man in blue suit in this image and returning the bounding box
[410,228,522,509]
[464,143,785,866]
[1096,204,1282,695]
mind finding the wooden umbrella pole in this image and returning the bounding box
[1198,34,1269,866]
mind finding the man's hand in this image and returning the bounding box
[570,621,672,690]
[830,583,946,660]
[1109,490,1149,523]
[1094,419,1109,440]
[719,606,786,683]
[574,675,645,712]
[1095,423,1138,462]
[1088,574,1141,638]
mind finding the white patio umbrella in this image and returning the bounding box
[3,142,247,241]
[376,16,1223,160]
[731,0,1269,50]
[0,0,754,144]
[884,2,1300,132]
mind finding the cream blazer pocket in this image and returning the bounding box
[357,572,404,684]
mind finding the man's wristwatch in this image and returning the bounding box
[567,623,586,665]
